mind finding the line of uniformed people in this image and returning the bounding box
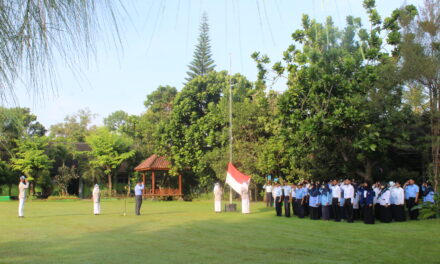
[265,178,435,224]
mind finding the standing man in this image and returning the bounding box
[213,183,223,213]
[360,182,375,224]
[92,184,101,215]
[404,179,419,220]
[274,182,283,216]
[295,183,305,218]
[134,180,144,216]
[18,176,29,218]
[341,179,355,223]
[330,180,341,222]
[263,181,273,207]
[282,181,292,217]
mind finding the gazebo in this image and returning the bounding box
[134,154,182,197]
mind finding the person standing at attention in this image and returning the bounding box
[92,184,101,215]
[360,182,375,224]
[263,181,273,207]
[341,179,355,223]
[134,180,144,216]
[274,182,283,216]
[404,179,419,220]
[213,183,223,213]
[240,181,250,214]
[330,180,341,222]
[282,181,292,217]
[18,176,29,218]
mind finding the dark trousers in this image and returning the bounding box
[344,199,354,223]
[275,197,282,216]
[266,192,273,207]
[295,199,304,218]
[135,195,143,215]
[322,205,330,220]
[363,205,375,224]
[292,198,296,216]
[284,196,291,217]
[359,205,364,220]
[332,198,340,222]
[407,198,419,220]
[392,204,406,222]
[380,205,392,223]
[310,206,320,220]
[374,203,381,220]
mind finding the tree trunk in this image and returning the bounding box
[8,184,12,196]
[356,159,374,183]
[108,173,112,195]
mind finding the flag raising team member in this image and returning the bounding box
[241,182,250,214]
[213,183,223,213]
[92,184,101,215]
[18,176,29,218]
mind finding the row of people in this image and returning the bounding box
[264,179,435,224]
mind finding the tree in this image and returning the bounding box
[86,128,135,193]
[254,0,416,182]
[10,136,53,196]
[144,85,177,113]
[54,164,79,196]
[104,110,129,131]
[399,0,440,190]
[50,109,96,142]
[185,13,216,82]
[0,1,123,101]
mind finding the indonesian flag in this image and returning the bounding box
[225,162,251,193]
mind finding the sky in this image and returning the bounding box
[6,0,424,129]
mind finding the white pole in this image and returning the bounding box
[229,53,233,205]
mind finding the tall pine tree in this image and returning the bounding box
[185,13,216,82]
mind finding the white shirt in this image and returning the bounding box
[330,185,341,199]
[391,187,404,205]
[291,188,296,198]
[373,187,381,204]
[379,189,391,206]
[19,182,29,199]
[264,184,273,193]
[341,184,354,200]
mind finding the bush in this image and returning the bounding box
[413,192,440,219]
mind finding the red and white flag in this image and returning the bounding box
[225,162,251,193]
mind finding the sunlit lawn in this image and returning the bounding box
[0,199,439,264]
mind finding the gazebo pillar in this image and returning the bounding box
[178,174,182,195]
[152,171,155,195]
[142,173,146,195]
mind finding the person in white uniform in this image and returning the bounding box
[92,184,101,215]
[213,183,222,213]
[18,176,29,218]
[240,182,250,214]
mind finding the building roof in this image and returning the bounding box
[134,154,171,171]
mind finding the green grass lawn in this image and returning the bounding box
[0,200,439,264]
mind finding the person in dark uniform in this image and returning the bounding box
[282,181,292,217]
[274,182,283,216]
[360,182,375,224]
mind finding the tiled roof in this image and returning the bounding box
[134,154,170,171]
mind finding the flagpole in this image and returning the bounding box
[228,53,233,206]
